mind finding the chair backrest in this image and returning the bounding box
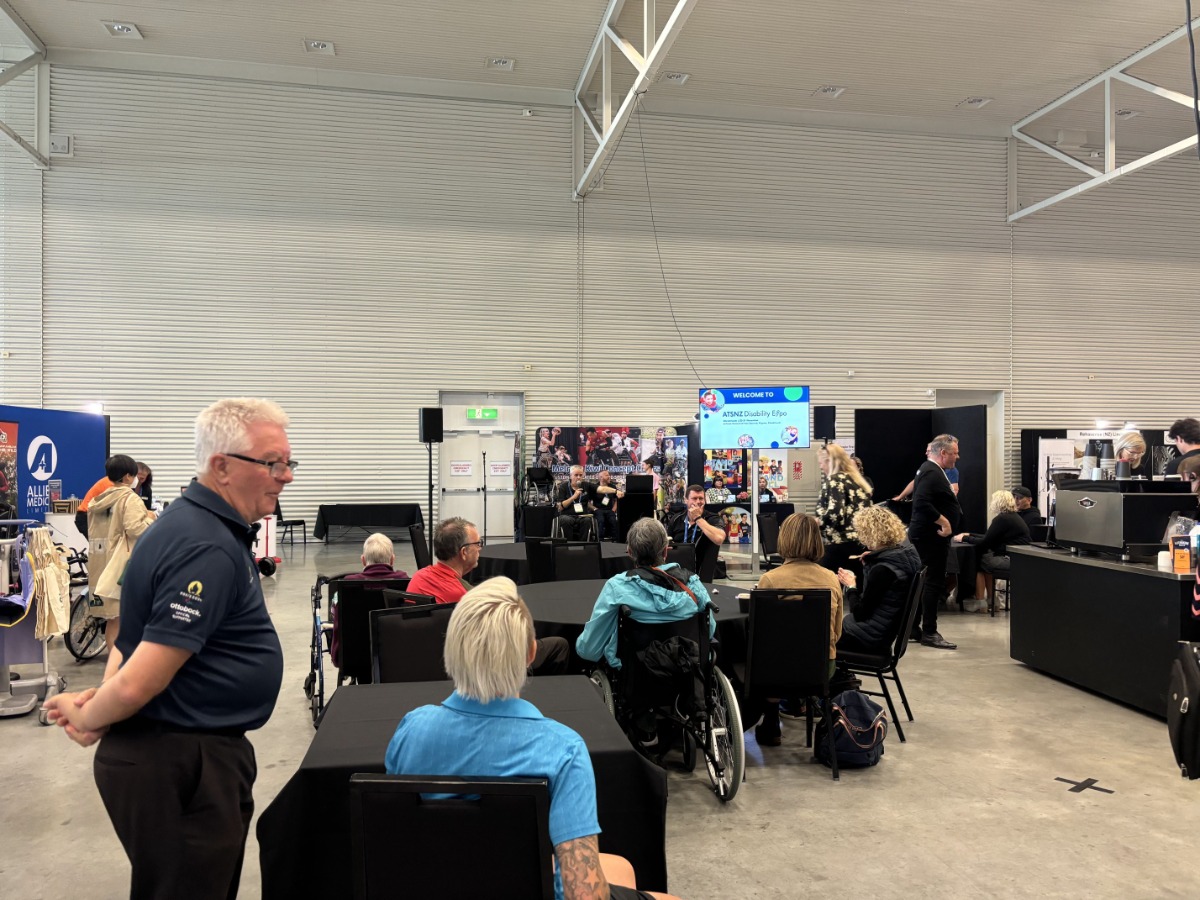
[665,542,697,573]
[330,578,409,683]
[892,566,928,661]
[756,514,781,558]
[369,603,455,683]
[615,597,714,712]
[553,541,603,581]
[745,588,833,696]
[381,589,439,610]
[524,536,561,584]
[349,774,554,900]
[694,538,719,584]
[409,524,433,570]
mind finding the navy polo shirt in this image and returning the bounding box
[116,480,283,731]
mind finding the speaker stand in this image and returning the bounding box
[481,449,488,544]
[425,440,435,559]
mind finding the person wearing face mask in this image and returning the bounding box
[87,455,158,658]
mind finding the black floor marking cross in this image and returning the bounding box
[1055,777,1114,794]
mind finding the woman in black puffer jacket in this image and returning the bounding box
[836,506,922,653]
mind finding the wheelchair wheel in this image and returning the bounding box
[705,668,745,802]
[258,557,277,577]
[64,591,106,662]
[589,670,615,716]
[680,730,697,773]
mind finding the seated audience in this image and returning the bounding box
[1011,485,1044,529]
[751,514,843,746]
[385,577,683,900]
[835,506,922,655]
[345,532,410,582]
[955,490,1030,612]
[555,465,592,540]
[705,474,733,504]
[409,517,568,676]
[576,517,714,670]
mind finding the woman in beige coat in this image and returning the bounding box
[87,454,157,657]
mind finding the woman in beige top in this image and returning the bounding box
[752,514,843,745]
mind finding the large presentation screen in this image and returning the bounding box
[698,386,811,450]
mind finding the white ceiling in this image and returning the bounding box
[2,0,1198,155]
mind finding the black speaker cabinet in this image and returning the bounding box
[418,408,444,444]
[813,406,836,441]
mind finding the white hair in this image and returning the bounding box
[362,533,394,566]
[443,577,534,702]
[194,398,289,476]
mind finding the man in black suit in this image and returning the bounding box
[907,434,962,650]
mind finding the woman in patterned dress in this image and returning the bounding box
[816,442,873,579]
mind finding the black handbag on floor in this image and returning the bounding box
[1168,642,1200,780]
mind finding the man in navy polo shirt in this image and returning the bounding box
[44,397,294,900]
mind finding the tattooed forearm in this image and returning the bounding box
[556,834,609,900]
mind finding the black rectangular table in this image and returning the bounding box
[313,503,424,542]
[256,677,669,897]
[1008,546,1200,715]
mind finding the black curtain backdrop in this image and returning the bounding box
[933,405,986,532]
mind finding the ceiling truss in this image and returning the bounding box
[0,0,48,169]
[572,0,698,199]
[1009,17,1200,222]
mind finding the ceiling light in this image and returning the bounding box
[101,21,143,39]
[957,97,994,109]
[486,57,516,72]
[813,85,846,99]
[303,39,336,56]
[660,72,690,86]
[1115,108,1140,120]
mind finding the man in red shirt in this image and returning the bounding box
[408,517,568,675]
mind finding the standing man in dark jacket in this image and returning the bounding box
[907,434,962,650]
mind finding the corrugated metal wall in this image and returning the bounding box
[10,66,1200,524]
[0,68,42,406]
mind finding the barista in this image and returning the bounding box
[1113,431,1148,478]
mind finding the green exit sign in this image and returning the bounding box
[467,408,499,420]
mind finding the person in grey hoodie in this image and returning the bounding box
[87,454,157,657]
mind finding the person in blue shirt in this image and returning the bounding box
[576,517,715,670]
[385,577,681,900]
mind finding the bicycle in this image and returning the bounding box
[64,588,107,661]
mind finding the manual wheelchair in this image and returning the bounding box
[589,601,744,802]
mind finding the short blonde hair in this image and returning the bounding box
[443,577,535,702]
[195,398,288,476]
[1114,431,1146,459]
[777,513,824,562]
[852,506,907,551]
[362,533,394,566]
[989,490,1017,517]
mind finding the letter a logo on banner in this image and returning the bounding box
[27,435,58,481]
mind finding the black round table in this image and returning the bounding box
[469,542,633,585]
[520,579,747,673]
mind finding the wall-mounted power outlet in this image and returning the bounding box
[49,134,73,156]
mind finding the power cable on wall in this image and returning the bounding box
[1189,0,1200,160]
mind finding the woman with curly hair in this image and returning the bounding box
[835,506,921,654]
[816,443,873,577]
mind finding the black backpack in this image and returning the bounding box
[814,690,888,768]
[1168,642,1200,780]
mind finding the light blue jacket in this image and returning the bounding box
[575,563,716,668]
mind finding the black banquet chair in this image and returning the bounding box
[665,542,697,574]
[349,774,554,900]
[755,514,783,571]
[743,588,840,780]
[409,523,433,570]
[524,536,561,584]
[369,604,455,684]
[275,500,307,545]
[553,541,604,581]
[837,567,926,743]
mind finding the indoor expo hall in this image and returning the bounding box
[2,1,1200,899]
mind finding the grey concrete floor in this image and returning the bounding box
[2,540,1198,899]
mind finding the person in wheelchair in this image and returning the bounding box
[576,517,715,672]
[344,533,410,582]
[384,577,683,900]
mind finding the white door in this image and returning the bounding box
[439,430,519,539]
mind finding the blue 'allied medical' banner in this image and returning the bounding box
[0,404,108,519]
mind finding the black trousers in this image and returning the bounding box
[531,636,570,676]
[593,509,619,541]
[910,535,949,636]
[94,723,256,900]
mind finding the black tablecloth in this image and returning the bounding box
[469,541,633,585]
[257,677,669,896]
[313,503,424,541]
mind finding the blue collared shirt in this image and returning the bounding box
[384,692,600,900]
